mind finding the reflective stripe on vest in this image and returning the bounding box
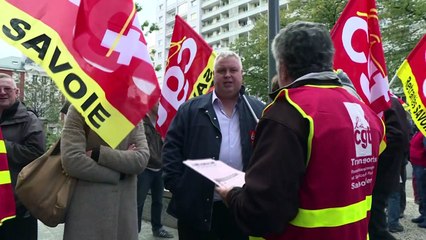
[0,140,11,185]
[0,139,5,153]
[0,170,12,185]
[0,138,16,226]
[290,195,372,228]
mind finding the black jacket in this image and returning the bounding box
[374,97,410,194]
[143,115,163,169]
[162,91,264,231]
[1,101,45,216]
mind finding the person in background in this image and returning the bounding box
[137,102,174,238]
[61,105,150,240]
[216,21,385,240]
[162,50,265,240]
[368,96,409,240]
[0,73,45,240]
[385,96,411,233]
[409,130,426,228]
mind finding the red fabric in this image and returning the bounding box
[266,86,384,240]
[6,0,160,125]
[405,35,426,105]
[331,0,391,115]
[410,131,426,167]
[157,15,215,137]
[0,130,16,225]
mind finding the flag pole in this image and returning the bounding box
[242,95,259,123]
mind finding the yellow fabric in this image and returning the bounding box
[0,170,12,185]
[290,195,372,228]
[0,215,16,227]
[0,1,135,148]
[398,59,426,137]
[0,140,5,153]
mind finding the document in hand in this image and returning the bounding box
[183,159,245,188]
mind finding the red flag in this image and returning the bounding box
[157,15,216,137]
[0,130,16,226]
[398,35,426,134]
[331,0,391,115]
[0,0,160,148]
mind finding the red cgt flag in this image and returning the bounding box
[0,130,15,226]
[0,0,160,148]
[331,0,391,115]
[398,35,426,134]
[157,15,216,137]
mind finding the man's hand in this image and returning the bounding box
[128,143,137,151]
[85,150,92,156]
[215,185,233,203]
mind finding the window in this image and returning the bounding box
[178,3,188,15]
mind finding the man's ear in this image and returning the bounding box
[15,87,20,97]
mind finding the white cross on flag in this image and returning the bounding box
[71,0,160,146]
[0,0,160,148]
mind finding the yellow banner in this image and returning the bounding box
[189,53,216,98]
[0,1,134,148]
[399,60,426,136]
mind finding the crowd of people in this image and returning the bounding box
[0,20,425,240]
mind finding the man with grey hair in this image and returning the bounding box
[162,51,264,239]
[216,21,385,240]
[0,73,45,240]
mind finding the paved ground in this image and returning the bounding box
[38,220,178,240]
[38,180,426,240]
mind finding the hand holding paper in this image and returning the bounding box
[183,159,245,188]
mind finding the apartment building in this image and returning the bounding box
[153,0,289,81]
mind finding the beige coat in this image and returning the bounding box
[61,106,149,240]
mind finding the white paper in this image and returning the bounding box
[183,159,245,188]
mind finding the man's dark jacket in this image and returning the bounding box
[162,91,264,231]
[143,115,163,169]
[1,101,45,216]
[374,97,410,194]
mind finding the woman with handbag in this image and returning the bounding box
[60,105,150,240]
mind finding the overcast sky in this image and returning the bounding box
[0,0,156,58]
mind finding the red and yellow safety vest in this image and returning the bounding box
[266,85,385,240]
[0,133,16,226]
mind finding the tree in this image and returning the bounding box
[231,1,346,101]
[136,2,161,71]
[380,0,426,94]
[23,58,64,147]
[230,0,425,100]
[230,8,298,102]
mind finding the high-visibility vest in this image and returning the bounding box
[265,86,385,240]
[0,135,16,226]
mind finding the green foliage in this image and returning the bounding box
[23,64,64,148]
[379,0,426,94]
[230,15,269,102]
[230,0,425,100]
[136,2,161,72]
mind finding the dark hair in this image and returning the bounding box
[272,21,334,81]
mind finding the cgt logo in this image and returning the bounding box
[344,102,372,157]
[355,125,372,149]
